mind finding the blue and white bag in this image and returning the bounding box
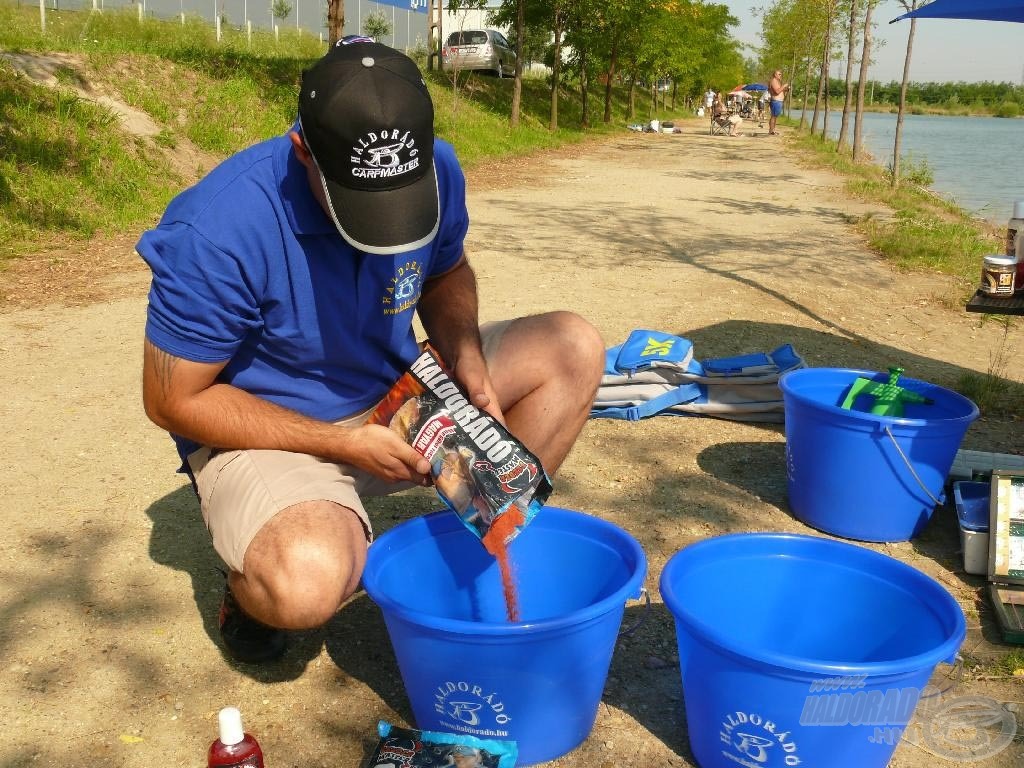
[591,329,805,423]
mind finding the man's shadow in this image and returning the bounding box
[145,485,332,681]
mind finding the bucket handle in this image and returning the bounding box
[883,426,945,508]
[618,587,651,638]
[919,654,965,704]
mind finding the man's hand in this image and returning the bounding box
[450,351,505,425]
[341,424,432,484]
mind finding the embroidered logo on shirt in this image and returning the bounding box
[351,129,420,180]
[383,260,423,316]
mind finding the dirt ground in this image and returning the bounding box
[1,119,1023,768]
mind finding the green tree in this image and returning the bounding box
[272,0,292,24]
[760,0,829,129]
[363,9,391,40]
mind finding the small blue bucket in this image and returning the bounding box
[660,533,966,768]
[779,368,979,541]
[362,506,647,766]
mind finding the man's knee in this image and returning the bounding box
[240,503,366,629]
[246,545,361,628]
[543,311,605,383]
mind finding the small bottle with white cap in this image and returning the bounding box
[208,707,264,767]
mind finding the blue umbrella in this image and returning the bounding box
[743,83,769,91]
[892,0,1024,23]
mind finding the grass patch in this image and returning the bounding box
[0,59,180,258]
[787,127,1001,287]
[967,647,1024,679]
[0,3,673,259]
[952,320,1024,418]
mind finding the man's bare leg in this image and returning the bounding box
[485,311,605,474]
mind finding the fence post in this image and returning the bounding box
[247,19,252,47]
[38,0,45,34]
[137,2,142,21]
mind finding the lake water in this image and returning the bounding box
[797,110,1024,224]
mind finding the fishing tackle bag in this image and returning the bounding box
[591,329,805,423]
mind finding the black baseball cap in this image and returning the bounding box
[298,41,438,254]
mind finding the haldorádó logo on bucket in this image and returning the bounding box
[719,710,801,766]
[433,679,512,738]
[368,721,517,768]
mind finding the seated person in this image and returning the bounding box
[712,94,743,136]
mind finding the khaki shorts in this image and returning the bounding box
[188,320,512,573]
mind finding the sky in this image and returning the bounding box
[723,1,1024,84]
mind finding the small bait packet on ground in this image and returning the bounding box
[368,346,551,548]
[366,721,517,768]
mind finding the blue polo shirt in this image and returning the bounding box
[138,132,469,462]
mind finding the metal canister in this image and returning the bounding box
[980,254,1018,296]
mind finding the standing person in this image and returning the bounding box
[704,87,716,112]
[137,40,605,664]
[768,69,790,135]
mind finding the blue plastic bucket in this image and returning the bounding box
[779,368,979,541]
[660,533,966,768]
[362,506,647,766]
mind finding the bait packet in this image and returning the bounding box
[365,721,517,768]
[368,346,551,548]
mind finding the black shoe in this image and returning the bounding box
[218,582,287,663]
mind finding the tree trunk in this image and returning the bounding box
[800,53,812,130]
[788,50,797,116]
[837,0,859,150]
[580,51,590,129]
[603,37,619,123]
[820,6,834,140]
[811,35,826,134]
[327,0,343,46]
[549,7,563,132]
[892,15,917,186]
[510,0,525,127]
[852,1,873,160]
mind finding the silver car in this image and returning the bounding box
[442,29,516,78]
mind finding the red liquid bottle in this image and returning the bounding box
[208,707,264,768]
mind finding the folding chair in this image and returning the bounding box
[710,113,729,136]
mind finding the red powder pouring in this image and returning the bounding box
[481,504,525,623]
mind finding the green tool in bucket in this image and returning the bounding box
[840,366,934,417]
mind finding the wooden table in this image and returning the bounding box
[965,290,1024,315]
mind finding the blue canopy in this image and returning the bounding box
[892,0,1024,23]
[743,83,769,91]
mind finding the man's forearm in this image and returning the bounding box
[145,359,358,462]
[181,385,352,455]
[417,258,484,367]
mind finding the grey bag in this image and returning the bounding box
[591,330,805,423]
